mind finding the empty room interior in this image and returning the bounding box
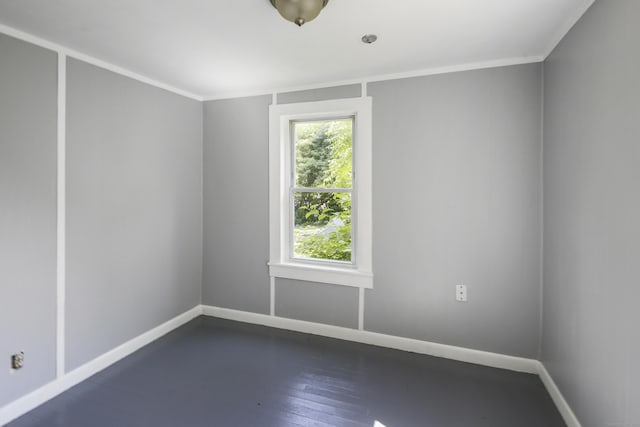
[0,1,638,426]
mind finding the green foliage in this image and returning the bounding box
[294,192,338,226]
[323,120,353,189]
[294,222,352,262]
[293,118,354,261]
[293,119,352,225]
[295,121,332,187]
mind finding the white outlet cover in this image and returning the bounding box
[456,285,468,302]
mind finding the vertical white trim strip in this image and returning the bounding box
[538,64,545,360]
[358,287,365,330]
[56,54,67,378]
[201,99,206,304]
[269,91,277,316]
[361,82,367,98]
[270,276,276,316]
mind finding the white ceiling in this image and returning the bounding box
[0,0,592,99]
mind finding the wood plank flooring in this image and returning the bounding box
[9,316,565,426]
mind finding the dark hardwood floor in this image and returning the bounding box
[9,316,565,427]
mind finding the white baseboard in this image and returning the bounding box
[201,305,539,374]
[1,304,581,427]
[204,305,584,426]
[537,362,582,427]
[0,305,203,426]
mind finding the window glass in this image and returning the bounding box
[294,118,352,189]
[291,118,353,262]
[292,191,352,262]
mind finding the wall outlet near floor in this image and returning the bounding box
[11,351,24,370]
[456,285,468,302]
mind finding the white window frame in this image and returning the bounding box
[269,97,373,289]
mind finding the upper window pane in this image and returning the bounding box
[294,118,353,189]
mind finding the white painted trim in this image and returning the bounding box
[0,23,552,103]
[542,0,594,58]
[272,92,278,106]
[357,288,364,330]
[0,23,202,101]
[201,305,539,374]
[203,305,586,425]
[538,64,545,360]
[269,97,373,289]
[270,276,276,316]
[204,56,543,101]
[0,6,588,104]
[0,305,581,427]
[269,263,373,289]
[0,306,202,426]
[56,53,67,379]
[537,362,582,427]
[361,82,367,98]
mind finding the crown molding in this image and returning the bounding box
[0,23,203,101]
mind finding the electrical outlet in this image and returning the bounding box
[456,285,467,302]
[11,352,24,370]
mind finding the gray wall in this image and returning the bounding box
[203,95,271,314]
[366,64,542,357]
[277,84,361,104]
[542,1,640,426]
[203,85,365,330]
[275,280,359,329]
[65,59,203,370]
[203,64,543,358]
[0,34,58,407]
[12,5,637,420]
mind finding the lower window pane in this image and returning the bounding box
[293,192,352,262]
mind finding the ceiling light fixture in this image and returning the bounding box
[269,0,329,27]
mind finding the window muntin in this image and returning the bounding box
[291,118,354,263]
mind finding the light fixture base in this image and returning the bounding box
[269,0,330,26]
[269,0,330,7]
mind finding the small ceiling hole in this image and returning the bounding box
[361,34,378,44]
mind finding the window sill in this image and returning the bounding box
[268,262,373,289]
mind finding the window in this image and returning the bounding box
[269,97,373,288]
[292,117,353,263]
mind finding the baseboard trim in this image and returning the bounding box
[537,362,582,427]
[201,305,539,374]
[1,305,581,427]
[0,305,202,426]
[204,305,584,426]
